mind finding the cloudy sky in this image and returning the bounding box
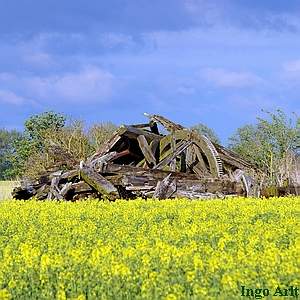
[1,0,300,144]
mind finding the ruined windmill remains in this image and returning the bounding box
[13,113,261,201]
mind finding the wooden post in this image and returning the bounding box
[170,127,176,171]
[137,135,156,167]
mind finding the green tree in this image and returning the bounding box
[8,111,66,178]
[189,123,221,144]
[228,109,299,187]
[0,128,23,180]
[24,110,66,146]
[6,110,118,178]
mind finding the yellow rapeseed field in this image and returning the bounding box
[0,197,299,299]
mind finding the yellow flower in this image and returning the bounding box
[0,289,12,300]
[56,290,66,300]
[166,293,177,300]
[7,279,17,289]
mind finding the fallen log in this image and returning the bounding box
[79,167,119,200]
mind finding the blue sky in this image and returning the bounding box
[0,0,300,145]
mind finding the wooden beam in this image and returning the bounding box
[131,123,151,128]
[137,135,157,166]
[80,167,119,200]
[154,140,192,170]
[213,143,258,170]
[117,125,163,141]
[170,127,176,171]
[143,113,184,132]
[152,174,176,199]
[87,134,121,164]
[185,144,211,178]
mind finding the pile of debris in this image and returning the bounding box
[12,113,260,201]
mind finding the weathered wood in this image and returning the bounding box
[47,176,64,201]
[131,123,151,128]
[61,170,78,180]
[170,127,176,171]
[154,140,192,170]
[70,181,93,193]
[34,184,49,200]
[104,163,199,181]
[60,182,73,197]
[13,113,266,201]
[213,143,257,170]
[90,151,118,172]
[152,174,177,199]
[185,144,211,178]
[117,124,163,141]
[143,113,184,131]
[87,133,121,164]
[80,167,119,200]
[137,135,156,167]
[47,140,79,167]
[191,144,210,174]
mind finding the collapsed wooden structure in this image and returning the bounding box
[12,113,261,201]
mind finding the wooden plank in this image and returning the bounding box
[154,140,192,170]
[70,181,93,193]
[185,144,211,178]
[35,184,50,200]
[91,151,118,172]
[131,123,151,128]
[60,182,73,197]
[152,174,176,199]
[213,143,257,170]
[137,135,156,166]
[170,127,176,171]
[150,139,160,164]
[143,113,184,132]
[104,163,199,181]
[80,167,119,200]
[117,125,163,141]
[87,134,121,164]
[192,144,208,171]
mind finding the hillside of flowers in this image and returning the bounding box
[0,197,299,299]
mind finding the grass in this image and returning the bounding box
[0,181,19,200]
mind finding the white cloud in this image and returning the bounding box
[281,59,300,81]
[26,66,117,103]
[0,66,121,109]
[0,90,25,105]
[199,68,266,88]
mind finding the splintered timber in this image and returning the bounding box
[13,113,292,201]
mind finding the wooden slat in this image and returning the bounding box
[186,144,211,178]
[152,174,176,199]
[87,134,121,164]
[154,141,192,170]
[80,167,119,200]
[170,127,176,171]
[117,125,163,141]
[137,135,156,166]
[143,113,184,132]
